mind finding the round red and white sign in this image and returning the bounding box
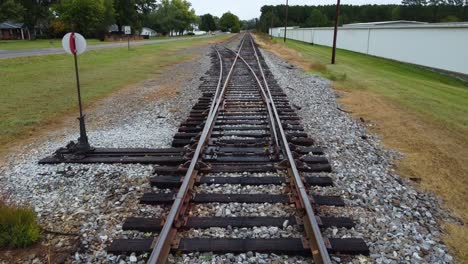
[62,32,87,55]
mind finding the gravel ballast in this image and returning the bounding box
[259,47,455,263]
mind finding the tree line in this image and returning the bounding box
[0,0,242,39]
[258,2,468,32]
[198,12,242,33]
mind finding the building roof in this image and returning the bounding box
[0,21,24,29]
[142,27,156,32]
[342,20,468,29]
[344,21,428,27]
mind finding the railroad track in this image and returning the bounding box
[41,33,369,263]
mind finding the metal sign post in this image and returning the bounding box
[62,32,92,153]
[124,26,131,51]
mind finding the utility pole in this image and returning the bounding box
[284,0,289,43]
[331,0,341,64]
[270,11,274,39]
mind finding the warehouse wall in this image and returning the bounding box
[271,25,468,75]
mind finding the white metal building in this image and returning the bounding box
[270,22,468,75]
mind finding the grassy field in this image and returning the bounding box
[255,35,468,262]
[0,34,230,152]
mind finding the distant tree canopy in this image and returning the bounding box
[53,0,106,36]
[199,13,216,31]
[219,12,241,33]
[257,3,468,32]
[0,0,58,38]
[144,0,197,35]
[0,0,25,22]
[241,19,257,30]
[0,0,203,38]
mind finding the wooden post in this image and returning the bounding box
[284,0,289,43]
[331,0,341,64]
[270,11,274,39]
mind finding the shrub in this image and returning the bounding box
[0,201,41,248]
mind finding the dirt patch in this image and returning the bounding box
[0,233,80,264]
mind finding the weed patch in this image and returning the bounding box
[0,200,41,248]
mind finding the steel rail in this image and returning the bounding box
[147,33,247,264]
[222,46,281,154]
[207,46,224,117]
[248,35,332,264]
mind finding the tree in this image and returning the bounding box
[305,9,328,27]
[114,0,138,32]
[213,16,220,29]
[241,19,256,30]
[172,0,197,34]
[145,0,196,36]
[257,4,465,32]
[219,12,241,33]
[96,0,115,38]
[427,0,446,21]
[200,13,216,32]
[19,0,56,38]
[441,15,460,21]
[54,0,105,36]
[0,0,25,22]
[391,6,401,20]
[135,0,157,14]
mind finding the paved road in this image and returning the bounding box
[0,35,214,59]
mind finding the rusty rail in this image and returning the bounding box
[207,47,224,117]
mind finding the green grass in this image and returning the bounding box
[273,37,468,136]
[0,39,103,50]
[0,34,230,150]
[0,202,41,248]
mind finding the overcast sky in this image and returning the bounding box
[189,0,402,20]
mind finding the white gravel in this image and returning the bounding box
[169,252,312,264]
[181,226,302,239]
[189,203,296,218]
[195,184,285,195]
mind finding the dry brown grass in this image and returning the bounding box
[338,90,467,261]
[255,34,327,73]
[254,33,468,262]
